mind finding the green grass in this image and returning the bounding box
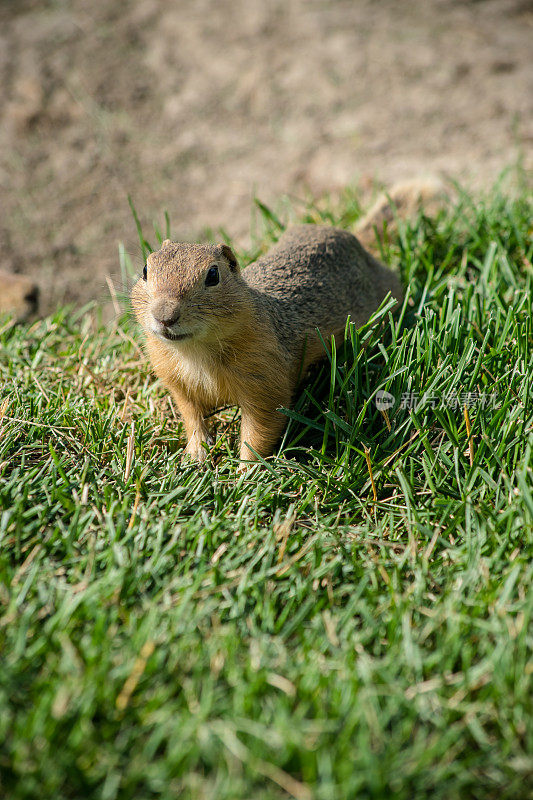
[1,177,532,799]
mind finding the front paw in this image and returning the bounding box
[184,442,208,463]
[184,432,214,464]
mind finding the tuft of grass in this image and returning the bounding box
[0,178,532,799]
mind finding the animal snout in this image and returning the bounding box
[152,298,180,327]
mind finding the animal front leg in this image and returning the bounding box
[169,387,213,463]
[239,405,288,462]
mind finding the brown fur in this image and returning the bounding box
[132,242,292,462]
[0,271,39,322]
[131,181,441,463]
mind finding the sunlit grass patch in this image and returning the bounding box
[0,177,532,799]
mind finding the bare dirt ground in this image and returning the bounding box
[0,0,531,313]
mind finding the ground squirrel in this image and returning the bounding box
[132,181,442,463]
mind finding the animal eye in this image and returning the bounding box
[205,266,219,287]
[142,264,147,281]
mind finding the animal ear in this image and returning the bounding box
[161,239,171,247]
[220,244,239,272]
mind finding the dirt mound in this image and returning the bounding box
[0,0,531,313]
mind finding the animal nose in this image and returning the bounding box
[159,312,180,328]
[152,298,180,327]
[155,310,180,327]
[157,311,180,327]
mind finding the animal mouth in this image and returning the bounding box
[162,330,191,342]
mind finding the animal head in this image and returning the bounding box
[0,271,39,322]
[131,240,249,346]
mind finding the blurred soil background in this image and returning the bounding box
[0,0,531,314]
